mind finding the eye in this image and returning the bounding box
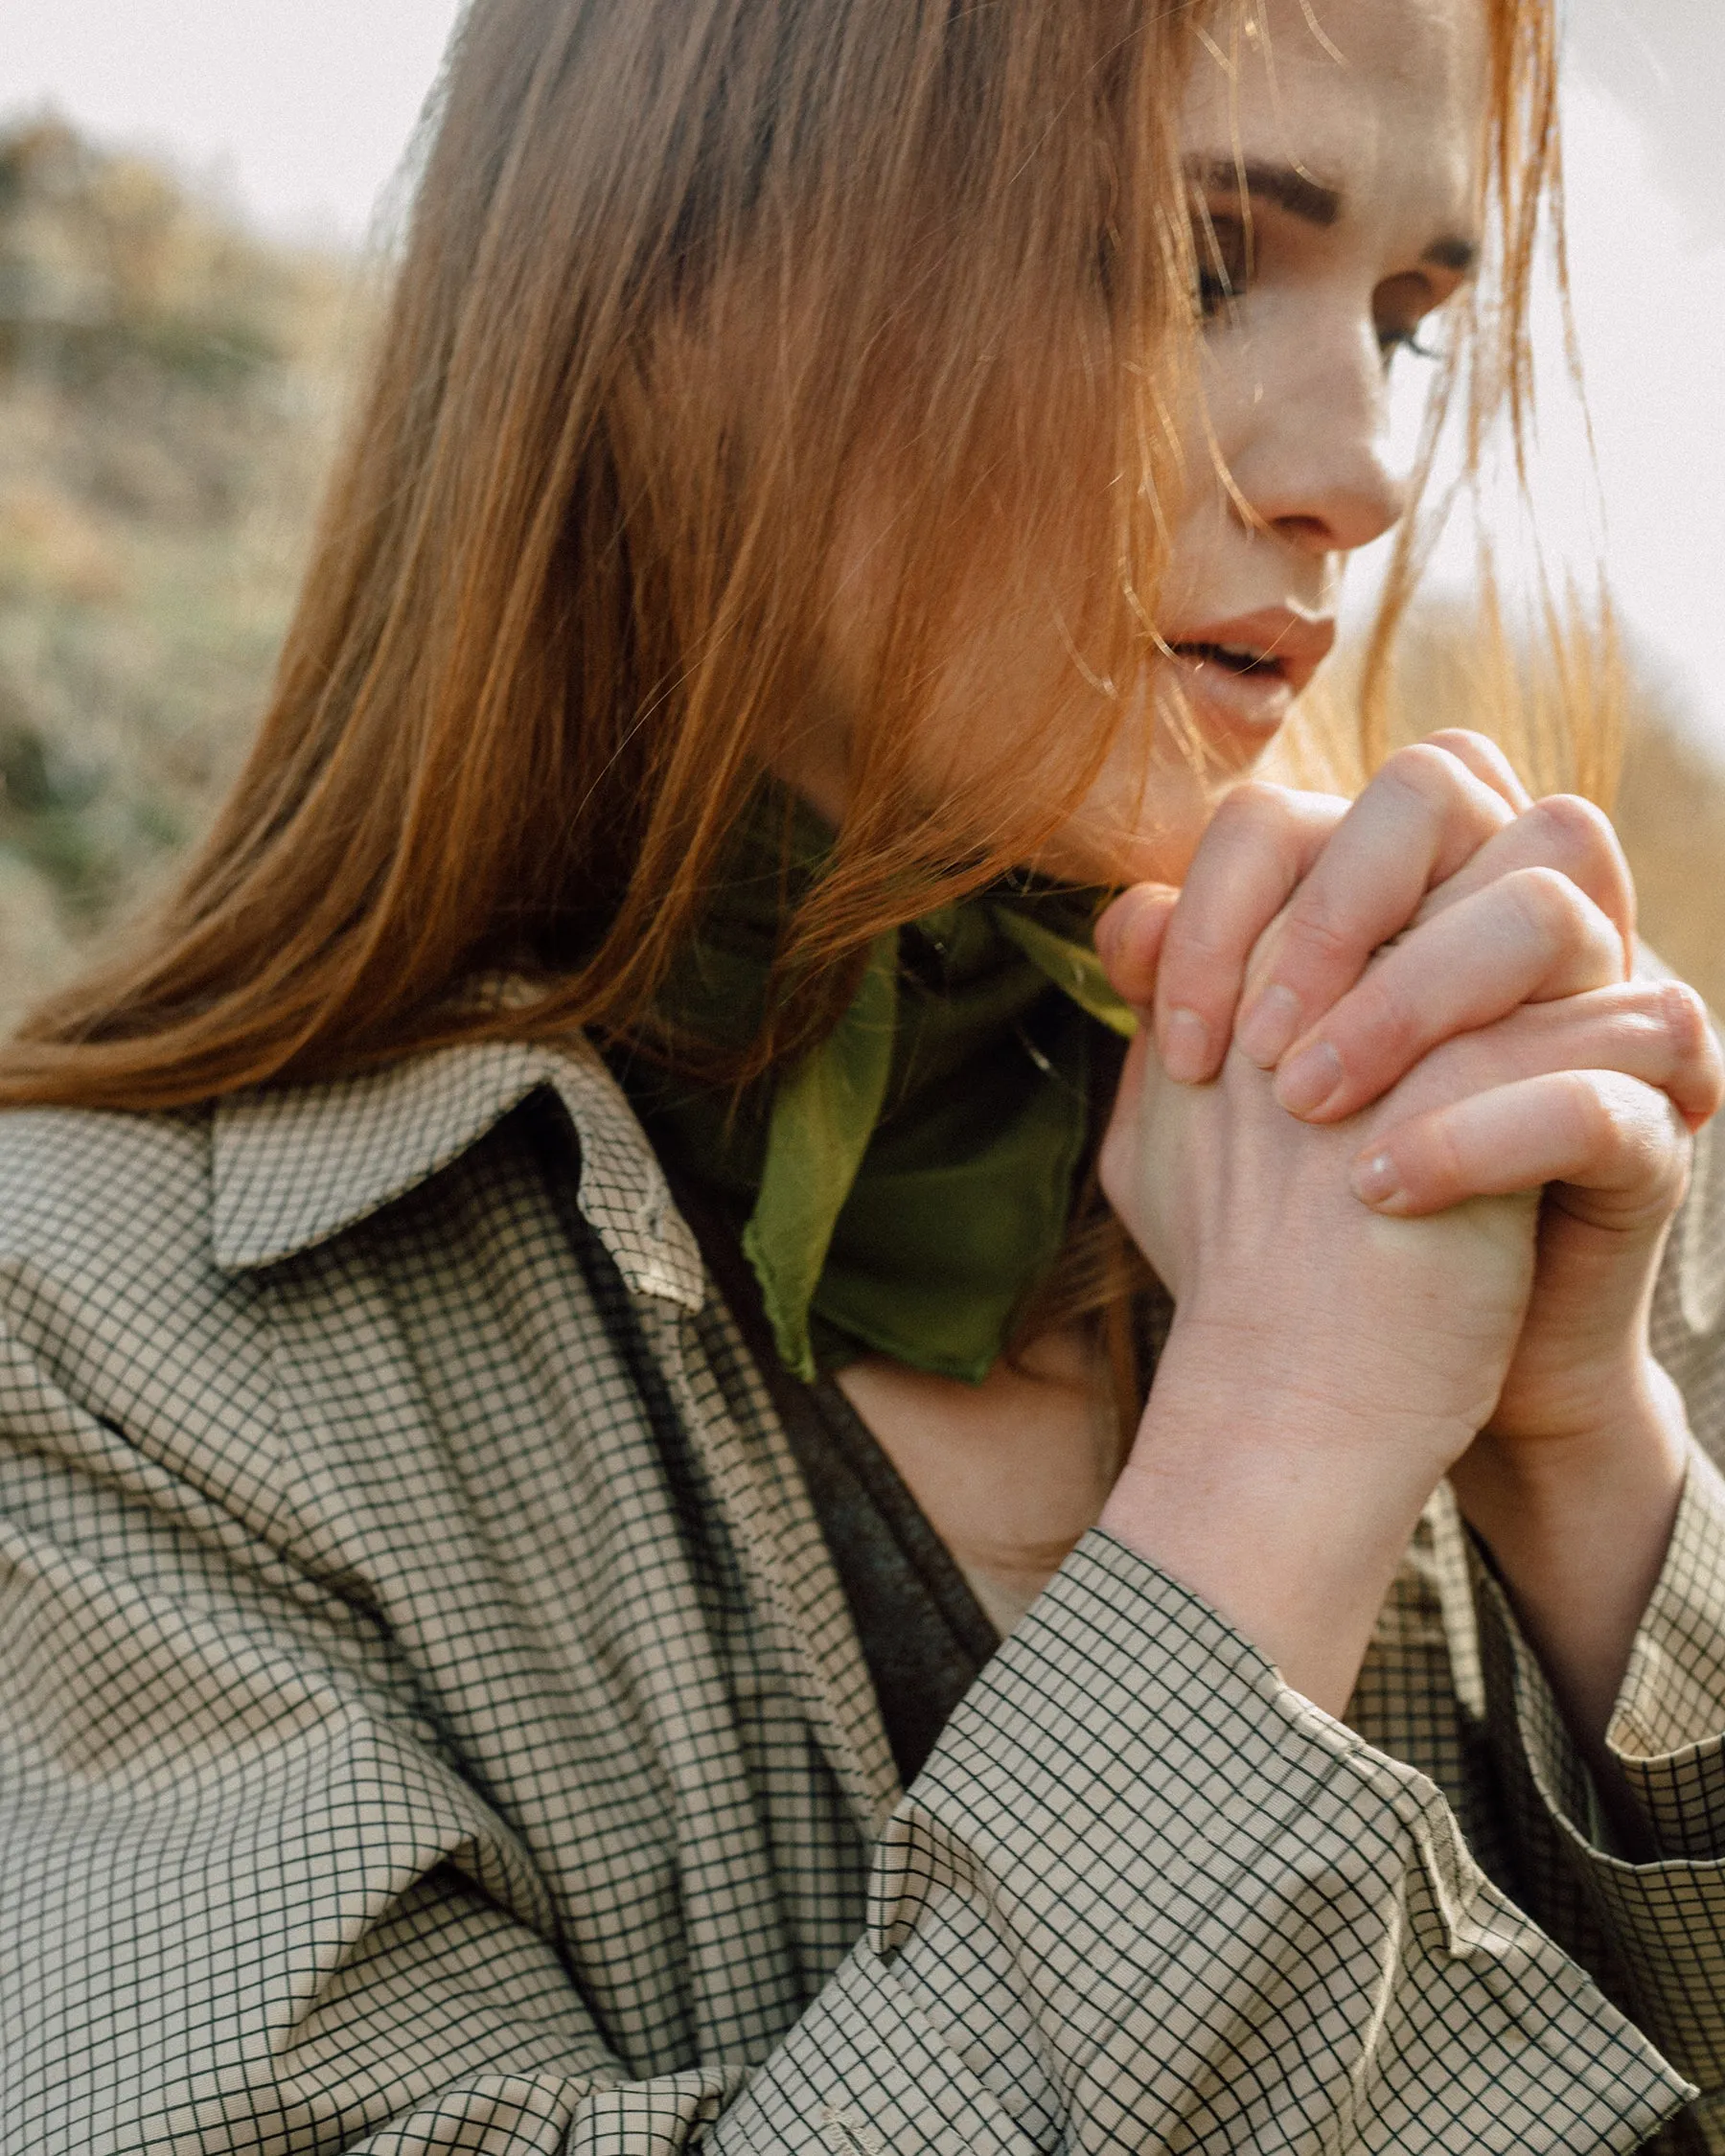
[1374,273,1448,366]
[1377,321,1442,365]
[1191,208,1251,321]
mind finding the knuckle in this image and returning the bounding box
[1523,792,1630,894]
[1159,946,1234,997]
[1278,901,1358,974]
[1652,977,1711,1060]
[1506,863,1593,944]
[1161,913,1241,975]
[1424,727,1497,759]
[1524,791,1616,853]
[1555,1068,1618,1151]
[1339,970,1422,1061]
[1379,741,1471,807]
[1558,1069,1678,1180]
[1422,730,1529,809]
[1652,979,1725,1114]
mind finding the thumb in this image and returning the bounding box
[1095,883,1179,1011]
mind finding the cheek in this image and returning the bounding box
[1159,288,1351,531]
[906,569,1112,781]
[1155,495,1233,628]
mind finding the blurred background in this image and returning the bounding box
[0,0,1720,1031]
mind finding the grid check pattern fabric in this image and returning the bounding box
[3,1037,1725,2153]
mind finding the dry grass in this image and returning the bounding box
[1276,603,1725,1015]
[0,118,1720,1036]
[1617,703,1725,1011]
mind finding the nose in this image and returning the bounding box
[1230,316,1410,559]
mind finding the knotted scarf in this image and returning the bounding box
[622,794,1135,1384]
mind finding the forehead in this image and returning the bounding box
[1180,0,1489,217]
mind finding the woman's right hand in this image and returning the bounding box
[1095,1020,1541,1716]
[1089,735,1718,1717]
[1101,1021,1543,1449]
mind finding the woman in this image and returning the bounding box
[2,0,1723,2148]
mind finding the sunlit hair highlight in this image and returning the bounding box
[1332,0,1612,802]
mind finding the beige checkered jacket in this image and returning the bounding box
[3,1038,1725,2155]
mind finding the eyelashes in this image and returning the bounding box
[1198,270,1239,317]
[1376,324,1443,365]
[1190,209,1447,366]
[1192,210,1250,319]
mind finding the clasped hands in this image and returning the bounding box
[1093,731,1724,1729]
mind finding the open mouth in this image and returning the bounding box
[1171,640,1285,678]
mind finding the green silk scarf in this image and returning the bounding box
[623,795,1135,1385]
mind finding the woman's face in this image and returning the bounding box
[794,0,1489,883]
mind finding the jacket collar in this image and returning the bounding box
[210,1035,704,1310]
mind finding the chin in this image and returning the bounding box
[1027,805,1204,889]
[1032,747,1270,889]
[1027,665,1287,887]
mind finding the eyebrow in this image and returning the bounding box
[1420,234,1481,274]
[1184,155,1481,274]
[1184,156,1342,228]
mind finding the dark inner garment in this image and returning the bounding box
[678,1186,1001,1785]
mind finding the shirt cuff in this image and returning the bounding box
[1469,1453,1725,2145]
[1612,1451,1725,1861]
[1472,1448,1725,1866]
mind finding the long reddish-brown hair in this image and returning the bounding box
[2,0,1568,1112]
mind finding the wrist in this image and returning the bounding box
[1137,1304,1485,1487]
[1452,1361,1690,1745]
[1464,1355,1690,1526]
[1100,1317,1467,1714]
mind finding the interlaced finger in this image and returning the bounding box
[1403,791,1635,958]
[1352,1069,1691,1232]
[1393,979,1725,1134]
[1414,729,1534,813]
[1271,867,1629,1122]
[1232,743,1517,1072]
[1150,783,1349,1082]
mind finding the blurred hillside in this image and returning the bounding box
[0,117,1720,1038]
[0,117,368,1025]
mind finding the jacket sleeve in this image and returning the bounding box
[1346,1107,1725,2156]
[1471,1458,1725,2155]
[720,1526,1703,2156]
[2,1293,1696,2156]
[0,1331,745,2155]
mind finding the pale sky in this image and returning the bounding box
[3,0,468,244]
[5,0,1723,751]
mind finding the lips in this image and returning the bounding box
[1165,608,1337,700]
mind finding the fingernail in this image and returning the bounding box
[1236,983,1302,1068]
[1160,1007,1211,1083]
[1273,1040,1344,1117]
[1351,1152,1407,1210]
